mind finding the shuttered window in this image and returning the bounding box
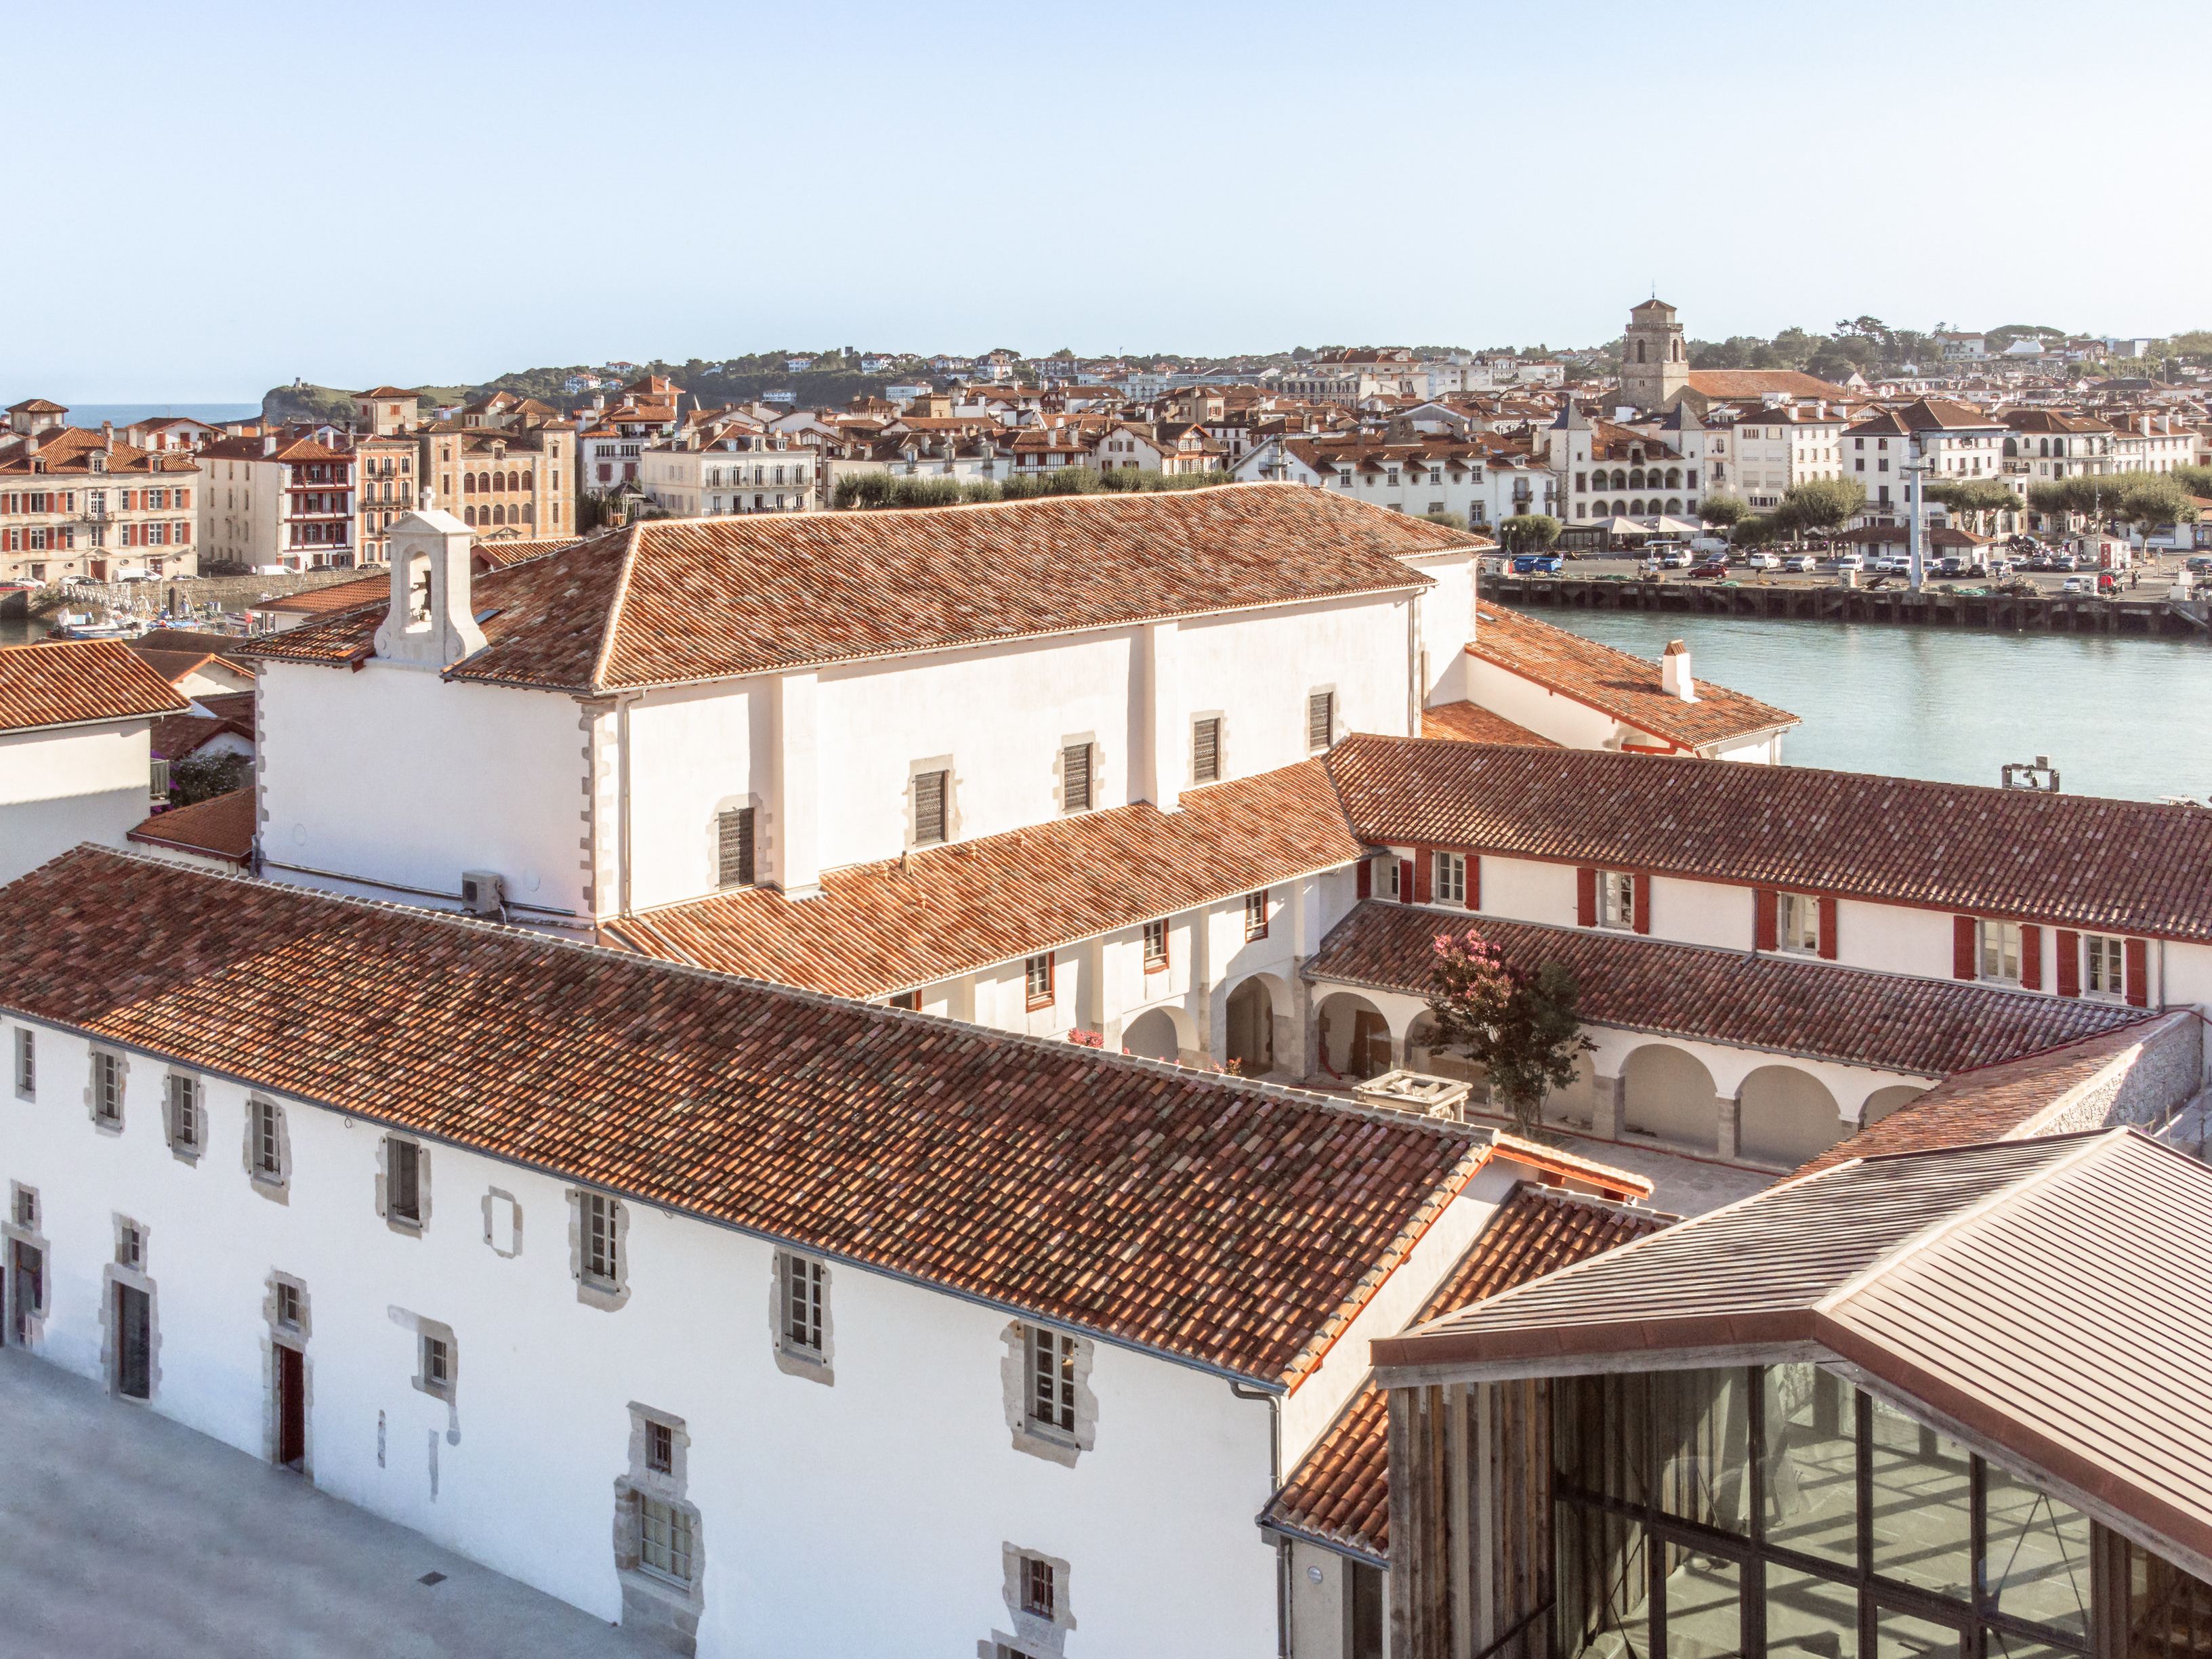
[913,770,947,844]
[250,1100,282,1180]
[166,1074,199,1152]
[1192,717,1220,782]
[389,1140,421,1224]
[92,1052,121,1124]
[1307,691,1335,751]
[717,807,755,887]
[1062,744,1092,812]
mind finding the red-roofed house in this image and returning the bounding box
[196,431,358,572]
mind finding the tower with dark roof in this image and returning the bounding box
[1621,299,1688,410]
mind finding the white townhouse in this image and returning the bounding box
[640,425,823,517]
[0,639,186,884]
[1543,404,1703,526]
[1719,400,1846,511]
[1233,437,1556,530]
[1843,397,2009,521]
[0,844,1647,1659]
[240,486,1487,1077]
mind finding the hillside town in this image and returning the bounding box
[6,287,2212,1659]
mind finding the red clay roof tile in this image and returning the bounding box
[0,640,188,733]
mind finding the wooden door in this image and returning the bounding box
[115,1284,150,1399]
[276,1344,305,1468]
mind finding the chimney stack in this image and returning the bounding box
[1661,639,1697,702]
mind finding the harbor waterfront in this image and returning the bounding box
[1496,600,2212,803]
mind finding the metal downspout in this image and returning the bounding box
[1232,1379,1288,1657]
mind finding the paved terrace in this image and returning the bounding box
[0,1349,658,1659]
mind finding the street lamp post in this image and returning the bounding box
[1903,456,1933,591]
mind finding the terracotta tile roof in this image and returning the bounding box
[1791,1011,2196,1177]
[1327,734,2212,944]
[0,640,188,734]
[1264,1185,1669,1562]
[129,650,255,688]
[1307,900,2153,1080]
[1468,604,1798,751]
[191,691,255,733]
[470,535,581,568]
[125,788,256,864]
[148,711,250,759]
[0,845,1495,1386]
[609,761,1360,998]
[1416,700,1558,747]
[1685,371,1853,400]
[242,484,1474,694]
[0,427,198,476]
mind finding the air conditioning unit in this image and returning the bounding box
[459,870,505,917]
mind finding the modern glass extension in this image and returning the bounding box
[1553,1365,2212,1659]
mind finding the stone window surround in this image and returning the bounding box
[243,1097,291,1204]
[86,1045,127,1135]
[387,1305,459,1420]
[614,1402,704,1656]
[768,1247,835,1385]
[3,1184,46,1344]
[1053,732,1101,817]
[10,1025,32,1102]
[481,1186,524,1258]
[999,1320,1098,1468]
[101,1214,159,1404]
[164,1070,204,1163]
[994,1542,1077,1657]
[906,755,957,850]
[261,1271,312,1475]
[374,1133,432,1236]
[568,1188,631,1311]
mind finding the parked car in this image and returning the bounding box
[2062,576,2091,594]
[1736,551,1781,570]
[2186,555,2212,574]
[1782,553,1816,574]
[1831,553,1865,572]
[1656,550,1691,569]
[1688,560,1730,580]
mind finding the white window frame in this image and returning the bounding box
[249,1098,284,1182]
[1598,870,1636,929]
[12,1028,31,1100]
[581,1192,621,1288]
[1434,852,1467,906]
[166,1073,201,1155]
[1776,891,1819,954]
[1978,919,2023,985]
[778,1251,826,1360]
[1025,1325,1080,1441]
[635,1493,694,1588]
[2083,932,2127,999]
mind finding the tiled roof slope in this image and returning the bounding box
[245,484,1475,692]
[148,711,250,759]
[1307,901,2150,1079]
[1686,371,1854,400]
[126,788,256,864]
[1791,1012,2195,1177]
[610,761,1360,999]
[1468,604,1797,751]
[1327,736,2212,943]
[1417,700,1558,747]
[1264,1186,1669,1563]
[0,640,188,734]
[0,846,1493,1385]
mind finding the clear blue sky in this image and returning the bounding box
[15,0,2208,400]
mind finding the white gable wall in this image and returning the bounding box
[0,720,155,884]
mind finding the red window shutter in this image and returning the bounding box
[1753,889,1777,952]
[1468,855,1480,912]
[1356,860,1371,900]
[2055,930,2080,997]
[2126,938,2149,1007]
[1818,896,1839,960]
[1413,847,1433,905]
[1633,873,1651,935]
[1953,915,1977,980]
[2020,924,2042,990]
[1577,867,1597,927]
[1397,859,1413,903]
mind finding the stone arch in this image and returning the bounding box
[1859,1084,1927,1128]
[1316,990,1393,1083]
[1629,499,1646,516]
[1736,1065,1845,1166]
[1665,498,1683,513]
[1665,467,1682,488]
[1621,1043,1720,1152]
[1628,468,1646,490]
[1224,974,1281,1078]
[1123,1005,1194,1064]
[1610,468,1627,489]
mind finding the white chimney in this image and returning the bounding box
[1661,639,1697,702]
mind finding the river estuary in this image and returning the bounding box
[1514,604,2212,804]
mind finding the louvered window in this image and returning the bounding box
[1062,744,1092,812]
[913,770,948,844]
[1307,691,1334,751]
[717,807,755,887]
[1192,716,1220,782]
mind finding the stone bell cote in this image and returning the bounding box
[372,501,486,669]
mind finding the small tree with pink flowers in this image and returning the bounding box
[1427,927,1593,1134]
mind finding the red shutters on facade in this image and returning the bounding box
[2126,938,2150,1007]
[1467,855,1480,912]
[1577,867,1597,927]
[2055,929,2080,997]
[1397,859,1412,903]
[1356,860,1371,900]
[1632,875,1651,936]
[1413,847,1433,906]
[2020,924,2043,990]
[1753,889,1778,952]
[1953,915,1977,980]
[1818,896,1839,960]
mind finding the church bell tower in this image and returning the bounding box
[1621,299,1689,410]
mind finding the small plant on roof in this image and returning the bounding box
[1425,927,1594,1136]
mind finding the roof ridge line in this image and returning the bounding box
[1810,1128,2126,1316]
[586,521,646,693]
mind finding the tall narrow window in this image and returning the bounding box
[780,1253,825,1357]
[1062,743,1092,812]
[1028,1326,1078,1436]
[638,1496,694,1587]
[1022,1556,1057,1620]
[717,807,755,887]
[1978,919,2022,984]
[276,1282,301,1330]
[913,769,948,845]
[1434,852,1467,905]
[1244,891,1270,941]
[250,1100,282,1180]
[583,1194,620,1287]
[1142,919,1169,971]
[1024,954,1055,1010]
[1192,716,1220,783]
[389,1141,421,1225]
[421,1334,450,1394]
[2084,933,2125,997]
[115,1283,151,1400]
[14,1028,33,1097]
[93,1053,122,1125]
[1307,690,1335,751]
[1777,892,1820,954]
[646,1420,673,1474]
[1598,870,1636,929]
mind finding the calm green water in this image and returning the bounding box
[1514,605,2212,803]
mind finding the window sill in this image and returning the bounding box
[1244,929,1269,944]
[1143,961,1169,975]
[1024,995,1055,1013]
